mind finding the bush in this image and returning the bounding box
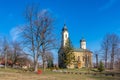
[98,61,104,72]
[28,68,34,72]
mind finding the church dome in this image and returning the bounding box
[80,38,86,42]
[62,24,68,31]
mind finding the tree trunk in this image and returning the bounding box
[105,59,107,68]
[42,53,46,71]
[118,61,120,70]
[105,50,108,68]
[110,47,114,70]
[5,51,7,69]
[43,60,46,71]
[42,43,46,71]
[34,61,38,72]
[34,53,38,72]
[96,54,98,68]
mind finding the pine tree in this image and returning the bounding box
[47,59,54,68]
[63,38,75,68]
[98,61,104,72]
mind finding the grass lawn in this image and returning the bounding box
[0,68,120,80]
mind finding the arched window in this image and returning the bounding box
[78,56,80,62]
[83,56,84,61]
[65,34,67,38]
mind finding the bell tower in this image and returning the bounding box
[62,24,69,47]
[80,38,86,49]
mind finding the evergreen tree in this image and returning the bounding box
[47,59,54,68]
[46,52,54,68]
[98,61,104,72]
[63,38,75,68]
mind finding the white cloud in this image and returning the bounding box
[38,8,53,17]
[38,9,48,17]
[10,25,23,41]
[10,27,19,41]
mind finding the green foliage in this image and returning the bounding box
[98,61,104,72]
[47,59,54,68]
[63,38,75,67]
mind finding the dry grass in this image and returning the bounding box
[0,68,120,80]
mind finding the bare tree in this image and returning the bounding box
[20,4,40,72]
[101,33,120,69]
[20,4,55,72]
[94,51,99,68]
[2,37,9,69]
[10,41,23,67]
[101,34,110,68]
[116,48,120,69]
[35,10,56,71]
[109,34,120,69]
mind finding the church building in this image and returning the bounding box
[58,24,92,69]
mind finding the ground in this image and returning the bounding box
[0,68,120,80]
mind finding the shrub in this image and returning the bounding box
[98,61,104,72]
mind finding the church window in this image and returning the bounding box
[65,34,67,38]
[78,56,80,62]
[83,56,84,61]
[88,56,89,63]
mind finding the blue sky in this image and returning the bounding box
[0,0,120,62]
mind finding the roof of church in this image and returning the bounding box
[62,24,68,31]
[58,47,92,53]
[80,37,86,42]
[74,48,92,53]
